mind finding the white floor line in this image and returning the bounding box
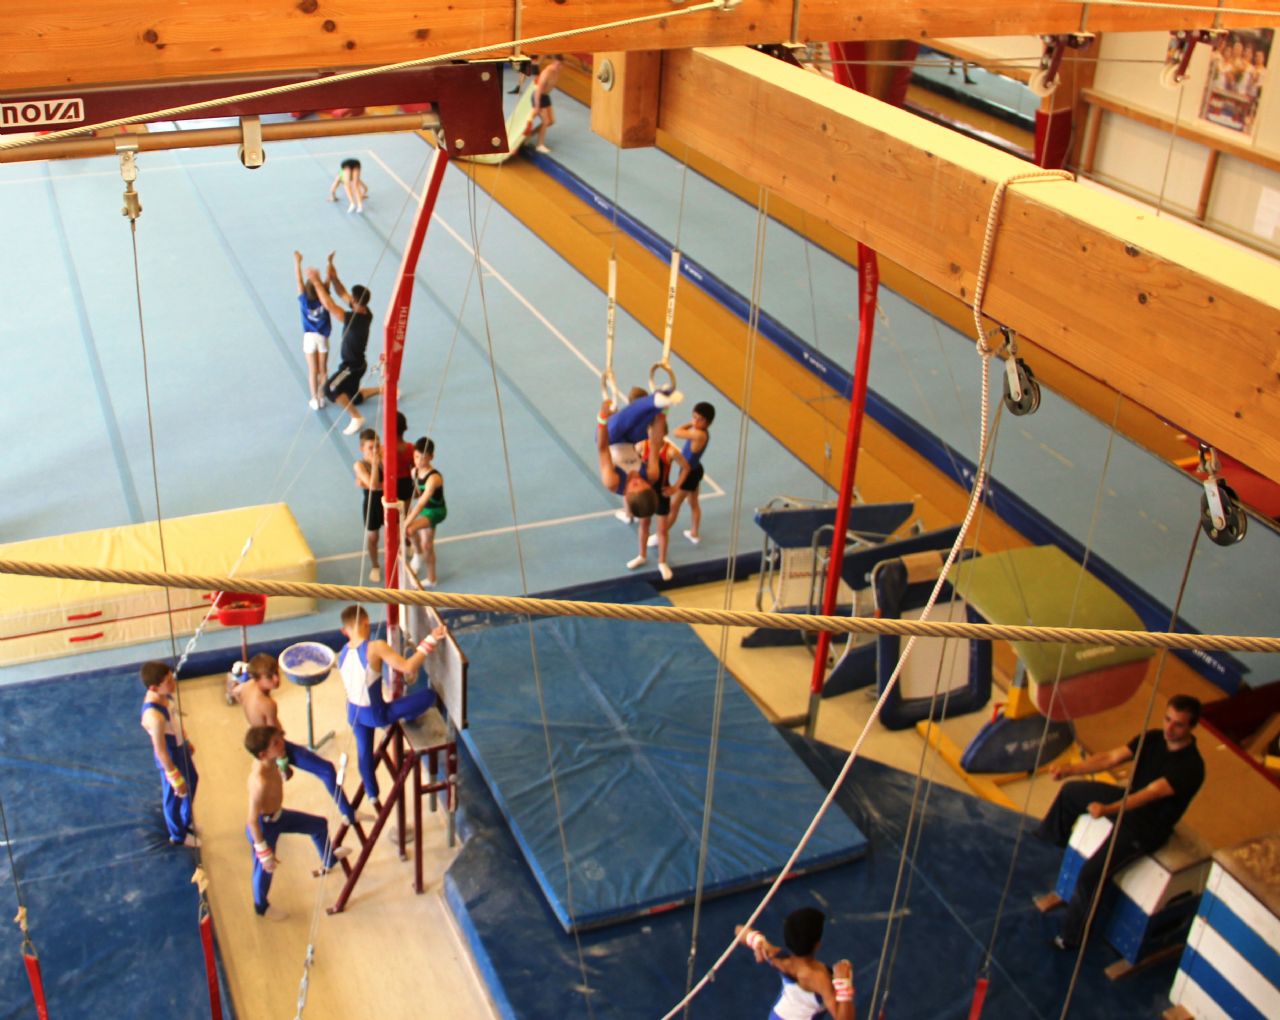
[315,490,726,563]
[363,147,728,495]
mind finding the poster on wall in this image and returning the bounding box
[1199,29,1272,135]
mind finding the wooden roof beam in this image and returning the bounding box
[5,1,1279,93]
[657,46,1280,482]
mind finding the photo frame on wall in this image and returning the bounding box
[1199,29,1273,135]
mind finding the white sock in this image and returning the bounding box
[626,555,646,570]
[658,562,673,582]
[683,529,700,545]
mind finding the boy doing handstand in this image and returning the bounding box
[595,389,682,520]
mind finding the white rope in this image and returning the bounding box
[464,169,599,1017]
[662,165,1076,1020]
[0,2,737,154]
[683,185,771,1002]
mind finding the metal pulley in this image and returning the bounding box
[998,327,1040,416]
[1197,446,1247,546]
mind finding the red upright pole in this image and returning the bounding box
[380,147,450,653]
[806,244,878,733]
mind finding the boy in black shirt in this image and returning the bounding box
[1034,694,1205,949]
[310,254,374,436]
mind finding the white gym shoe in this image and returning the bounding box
[646,533,659,548]
[409,553,423,574]
[342,416,365,436]
[614,509,634,524]
[653,389,684,409]
[308,398,320,411]
[658,562,673,582]
[535,144,551,154]
[369,567,381,583]
[683,529,701,545]
[626,555,646,570]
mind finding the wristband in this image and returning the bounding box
[166,767,187,791]
[253,841,274,864]
[596,415,609,426]
[833,977,853,1002]
[417,635,439,656]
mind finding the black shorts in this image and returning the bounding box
[679,463,705,492]
[397,476,415,505]
[538,94,552,109]
[340,158,361,172]
[361,489,384,532]
[655,492,671,517]
[324,362,365,402]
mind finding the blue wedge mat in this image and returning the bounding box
[446,730,1183,1020]
[457,580,868,932]
[0,669,233,1020]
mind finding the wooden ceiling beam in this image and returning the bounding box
[657,47,1280,482]
[5,1,1278,93]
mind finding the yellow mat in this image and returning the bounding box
[0,503,315,665]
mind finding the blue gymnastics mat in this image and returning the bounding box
[457,580,868,932]
[0,669,233,1020]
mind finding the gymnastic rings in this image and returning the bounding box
[649,361,677,396]
[600,369,619,411]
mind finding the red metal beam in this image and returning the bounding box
[0,64,506,155]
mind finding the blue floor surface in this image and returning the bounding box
[0,669,232,1020]
[457,580,867,932]
[447,728,1182,1020]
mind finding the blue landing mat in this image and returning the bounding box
[456,580,867,932]
[0,670,232,1020]
[446,732,1181,1020]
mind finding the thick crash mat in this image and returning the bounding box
[0,503,315,665]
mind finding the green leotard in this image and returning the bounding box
[414,468,447,528]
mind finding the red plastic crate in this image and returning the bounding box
[211,591,267,627]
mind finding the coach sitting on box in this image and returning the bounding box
[1034,694,1205,951]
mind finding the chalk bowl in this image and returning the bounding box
[280,641,337,688]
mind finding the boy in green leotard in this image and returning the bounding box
[406,437,446,588]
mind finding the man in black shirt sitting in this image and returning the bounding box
[1034,694,1205,950]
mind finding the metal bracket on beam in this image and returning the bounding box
[238,115,265,169]
[1161,28,1227,89]
[116,138,141,221]
[1029,33,1096,98]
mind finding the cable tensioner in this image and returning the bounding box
[998,327,1040,416]
[1196,445,1247,547]
[117,139,142,222]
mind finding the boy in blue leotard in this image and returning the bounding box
[595,390,682,519]
[666,401,715,545]
[737,908,855,1020]
[338,605,446,814]
[232,653,356,824]
[139,661,198,847]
